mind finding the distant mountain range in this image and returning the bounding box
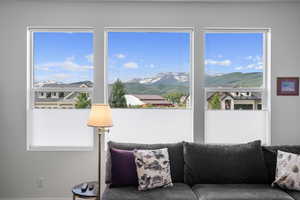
[120,72,262,95]
[35,72,263,95]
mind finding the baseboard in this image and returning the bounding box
[0,198,70,200]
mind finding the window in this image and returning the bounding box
[204,29,271,144]
[106,29,192,109]
[104,28,194,144]
[27,28,94,150]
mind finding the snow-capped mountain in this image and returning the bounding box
[34,80,93,88]
[34,80,62,87]
[127,72,189,85]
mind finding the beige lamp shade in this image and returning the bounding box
[87,104,113,128]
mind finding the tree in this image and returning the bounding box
[163,92,185,105]
[109,79,127,108]
[75,93,91,109]
[210,93,221,110]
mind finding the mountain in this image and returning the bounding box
[116,72,263,95]
[121,72,189,95]
[35,72,263,96]
[205,72,263,88]
[127,72,188,85]
[34,80,93,88]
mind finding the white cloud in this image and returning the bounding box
[235,66,244,70]
[124,62,138,69]
[52,73,72,80]
[205,59,232,66]
[37,57,93,72]
[149,64,155,68]
[115,54,126,59]
[35,66,50,71]
[255,65,263,70]
[86,54,93,63]
[245,56,253,60]
[37,73,73,82]
[245,55,262,62]
[235,63,263,71]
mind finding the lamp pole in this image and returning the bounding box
[97,128,109,200]
[87,104,113,200]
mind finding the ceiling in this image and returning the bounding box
[19,0,300,2]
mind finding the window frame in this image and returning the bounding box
[203,28,271,111]
[26,27,95,151]
[104,27,194,110]
[203,28,271,145]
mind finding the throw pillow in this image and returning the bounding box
[110,148,138,187]
[183,140,269,185]
[133,148,173,191]
[272,150,300,191]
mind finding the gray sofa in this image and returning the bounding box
[102,141,300,200]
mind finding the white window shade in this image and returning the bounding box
[106,109,193,144]
[29,109,93,150]
[205,110,269,145]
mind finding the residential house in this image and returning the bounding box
[34,81,92,109]
[125,94,173,107]
[207,92,262,110]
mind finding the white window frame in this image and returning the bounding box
[104,27,194,110]
[26,27,95,151]
[203,28,271,145]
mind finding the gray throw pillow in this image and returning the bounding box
[184,140,269,185]
[272,150,300,191]
[133,148,173,191]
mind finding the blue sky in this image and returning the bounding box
[34,31,263,84]
[205,33,263,76]
[34,32,93,83]
[107,32,190,83]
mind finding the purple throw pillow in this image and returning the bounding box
[110,148,138,187]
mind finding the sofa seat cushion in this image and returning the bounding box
[192,184,293,200]
[102,183,197,200]
[285,190,300,200]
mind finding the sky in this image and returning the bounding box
[34,32,93,83]
[107,32,190,83]
[34,31,263,84]
[205,33,263,76]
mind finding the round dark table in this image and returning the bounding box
[72,181,98,200]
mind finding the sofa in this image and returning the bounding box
[102,141,300,200]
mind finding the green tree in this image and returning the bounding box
[163,92,185,105]
[109,79,127,108]
[75,93,91,109]
[210,93,221,110]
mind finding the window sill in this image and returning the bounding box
[27,145,94,152]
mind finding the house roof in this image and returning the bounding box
[34,91,84,103]
[130,94,173,105]
[207,92,261,101]
[130,94,166,100]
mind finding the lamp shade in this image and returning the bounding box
[87,104,113,128]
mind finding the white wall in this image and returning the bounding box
[0,0,300,198]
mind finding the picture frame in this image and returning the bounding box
[277,77,299,96]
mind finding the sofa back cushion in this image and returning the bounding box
[263,145,300,184]
[106,141,184,184]
[184,140,269,185]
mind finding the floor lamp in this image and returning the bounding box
[87,104,113,200]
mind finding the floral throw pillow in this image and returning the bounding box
[133,148,173,191]
[272,150,300,191]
